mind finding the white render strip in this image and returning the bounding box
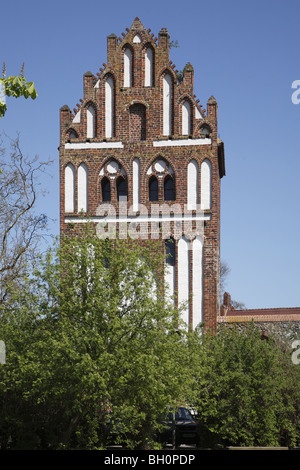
[78,163,88,213]
[182,101,191,136]
[124,48,132,87]
[65,139,210,149]
[65,163,75,213]
[187,159,199,211]
[178,237,190,327]
[145,47,153,87]
[192,236,203,330]
[65,213,211,224]
[133,33,142,43]
[86,105,95,139]
[164,263,175,306]
[65,141,124,149]
[201,159,212,210]
[195,107,203,119]
[72,110,81,123]
[132,158,140,212]
[153,138,211,147]
[163,74,172,136]
[105,76,114,139]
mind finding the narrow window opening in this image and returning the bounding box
[68,129,78,139]
[149,176,158,201]
[117,177,127,201]
[200,125,210,137]
[101,177,111,202]
[165,238,175,266]
[164,175,175,201]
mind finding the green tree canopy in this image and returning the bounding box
[0,226,193,449]
[189,324,300,448]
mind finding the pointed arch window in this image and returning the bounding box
[68,129,78,139]
[117,176,127,201]
[200,125,211,137]
[101,177,111,202]
[164,175,175,201]
[149,176,158,201]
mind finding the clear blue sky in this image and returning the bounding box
[1,0,300,309]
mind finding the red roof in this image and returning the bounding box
[218,307,300,323]
[229,307,300,316]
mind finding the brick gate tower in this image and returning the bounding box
[59,18,226,332]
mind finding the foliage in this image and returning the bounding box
[189,324,300,448]
[0,226,192,449]
[0,134,51,303]
[169,39,179,49]
[0,63,37,118]
[1,221,300,449]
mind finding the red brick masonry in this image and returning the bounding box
[59,17,226,331]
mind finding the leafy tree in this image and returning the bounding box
[0,133,51,303]
[0,63,37,118]
[0,226,193,449]
[189,324,300,448]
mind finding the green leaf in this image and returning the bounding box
[0,73,37,117]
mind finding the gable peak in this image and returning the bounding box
[129,17,146,31]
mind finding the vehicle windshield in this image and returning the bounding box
[167,407,193,421]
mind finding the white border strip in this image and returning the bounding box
[65,141,124,149]
[64,138,211,150]
[153,138,211,147]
